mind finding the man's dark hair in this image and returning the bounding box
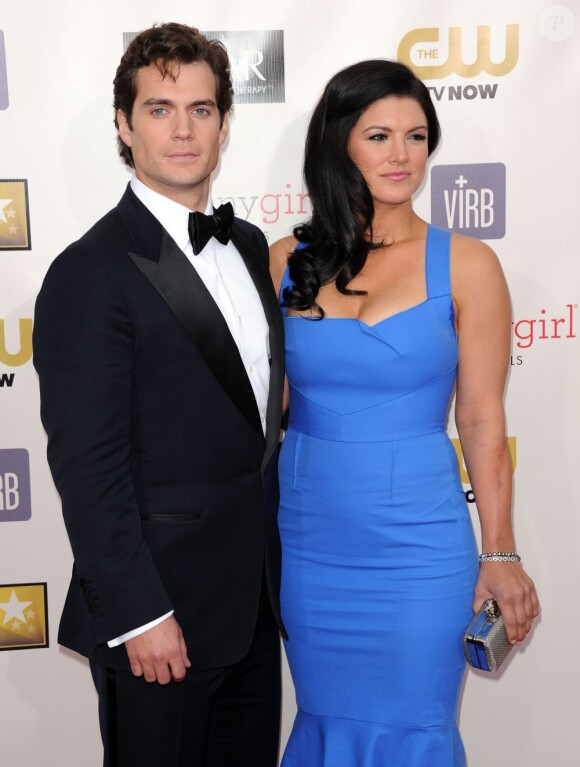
[113,22,233,168]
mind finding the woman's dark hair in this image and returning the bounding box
[113,23,233,168]
[284,59,440,316]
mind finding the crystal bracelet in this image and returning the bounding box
[479,552,521,563]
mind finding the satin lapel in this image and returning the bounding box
[128,227,264,436]
[230,223,284,469]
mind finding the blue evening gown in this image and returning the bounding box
[279,226,478,766]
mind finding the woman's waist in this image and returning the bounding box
[287,387,452,443]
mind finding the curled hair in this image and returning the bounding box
[284,59,440,316]
[113,22,233,167]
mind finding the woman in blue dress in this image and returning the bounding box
[270,60,539,766]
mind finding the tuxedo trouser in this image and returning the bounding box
[90,582,281,767]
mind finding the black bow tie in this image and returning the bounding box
[188,202,234,255]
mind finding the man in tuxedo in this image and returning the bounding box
[34,23,285,766]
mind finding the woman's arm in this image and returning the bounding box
[269,235,297,414]
[452,234,539,644]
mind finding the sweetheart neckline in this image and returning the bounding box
[284,297,433,328]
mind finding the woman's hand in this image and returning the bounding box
[473,562,539,644]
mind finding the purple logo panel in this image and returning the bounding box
[0,449,31,522]
[431,163,506,239]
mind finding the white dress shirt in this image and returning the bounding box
[107,177,270,648]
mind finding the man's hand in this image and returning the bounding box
[125,615,191,684]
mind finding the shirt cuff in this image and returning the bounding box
[106,611,174,648]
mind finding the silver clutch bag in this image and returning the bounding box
[463,598,512,672]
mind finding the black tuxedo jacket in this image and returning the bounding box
[34,185,286,671]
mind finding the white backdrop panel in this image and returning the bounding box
[0,1,578,764]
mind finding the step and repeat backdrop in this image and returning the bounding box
[1,1,579,764]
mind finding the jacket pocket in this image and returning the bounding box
[139,512,201,522]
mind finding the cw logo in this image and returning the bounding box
[398,25,519,80]
[452,437,516,485]
[0,319,32,366]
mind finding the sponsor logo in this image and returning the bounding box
[123,30,285,104]
[0,30,8,110]
[0,583,49,651]
[215,181,311,234]
[0,449,31,522]
[427,81,499,103]
[0,318,33,369]
[398,25,518,102]
[205,30,285,103]
[453,437,516,504]
[0,180,31,250]
[513,304,577,349]
[431,163,506,239]
[398,25,519,79]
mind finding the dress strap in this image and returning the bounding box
[279,265,292,314]
[425,225,452,299]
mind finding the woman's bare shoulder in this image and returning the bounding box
[450,230,499,267]
[449,231,505,284]
[449,231,509,310]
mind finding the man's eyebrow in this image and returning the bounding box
[141,98,217,107]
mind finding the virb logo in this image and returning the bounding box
[0,449,31,522]
[431,163,506,239]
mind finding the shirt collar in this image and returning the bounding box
[130,176,213,252]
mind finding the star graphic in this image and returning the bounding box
[7,224,18,235]
[25,608,36,620]
[10,619,22,631]
[0,199,13,224]
[6,207,16,219]
[0,590,33,625]
[27,624,37,635]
